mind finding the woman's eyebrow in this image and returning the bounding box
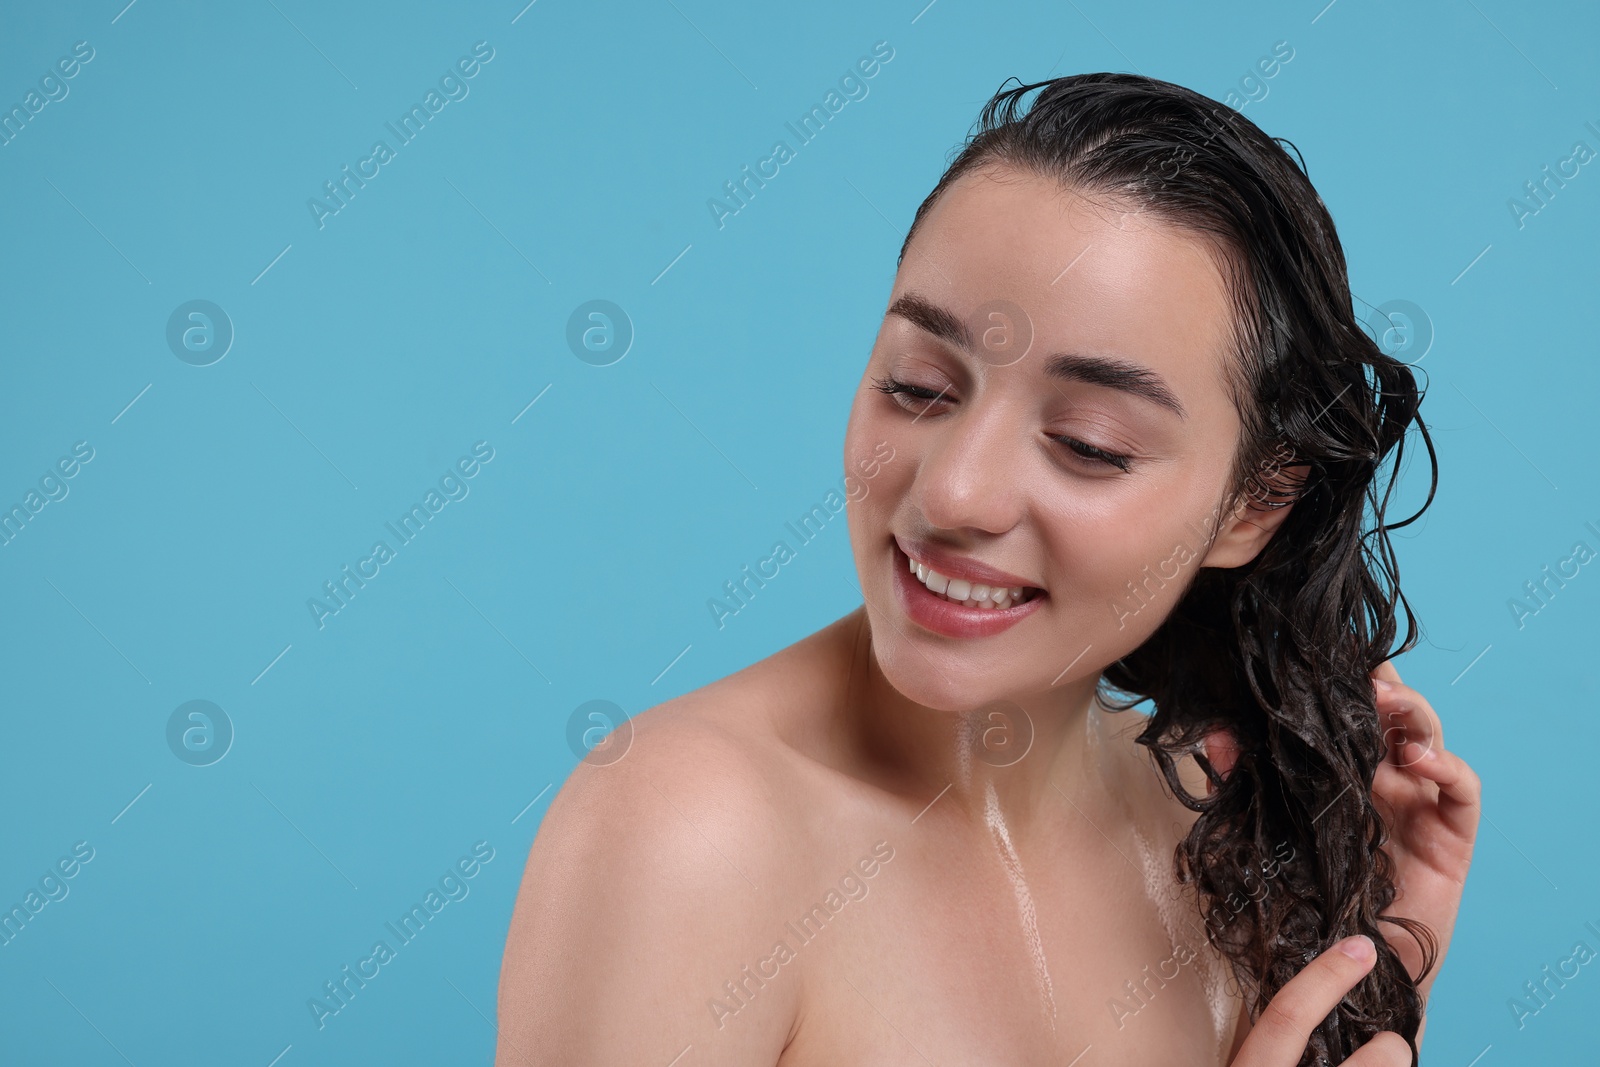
[1042,352,1187,420]
[885,291,1188,420]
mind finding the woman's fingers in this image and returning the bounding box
[1371,659,1403,686]
[1373,673,1444,763]
[1367,659,1480,833]
[1378,699,1440,767]
[1393,743,1483,839]
[1340,1031,1414,1066]
[1233,935,1385,1066]
[1371,658,1439,763]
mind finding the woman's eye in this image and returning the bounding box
[1049,434,1134,472]
[874,375,1133,473]
[871,375,950,411]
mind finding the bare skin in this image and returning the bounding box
[500,610,1242,1065]
[496,166,1476,1066]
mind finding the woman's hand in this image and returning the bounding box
[1229,935,1412,1066]
[1369,659,1481,1013]
[1204,661,1479,1050]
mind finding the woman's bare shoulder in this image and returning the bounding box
[522,623,837,891]
[495,632,841,1062]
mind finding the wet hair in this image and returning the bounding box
[896,73,1438,1064]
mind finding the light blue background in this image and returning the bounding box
[1,0,1595,1062]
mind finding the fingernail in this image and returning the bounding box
[1338,934,1374,961]
[1373,678,1394,692]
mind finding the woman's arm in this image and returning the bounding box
[495,720,800,1066]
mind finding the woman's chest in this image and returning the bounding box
[773,824,1243,1067]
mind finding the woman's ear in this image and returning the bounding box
[1198,461,1310,570]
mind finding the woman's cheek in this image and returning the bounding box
[1063,512,1200,653]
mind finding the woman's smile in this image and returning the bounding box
[891,538,1047,638]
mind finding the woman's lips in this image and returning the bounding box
[891,542,1046,639]
[894,534,1042,593]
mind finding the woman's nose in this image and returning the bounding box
[910,403,1026,536]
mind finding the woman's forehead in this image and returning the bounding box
[895,167,1242,402]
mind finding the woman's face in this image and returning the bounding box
[844,163,1265,710]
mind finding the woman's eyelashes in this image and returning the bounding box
[1046,434,1133,472]
[872,374,950,411]
[870,374,1135,472]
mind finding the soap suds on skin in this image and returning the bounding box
[984,780,1057,1026]
[1092,704,1234,1053]
[1131,825,1234,1046]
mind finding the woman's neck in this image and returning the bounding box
[839,608,1118,840]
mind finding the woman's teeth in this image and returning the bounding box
[908,555,1035,610]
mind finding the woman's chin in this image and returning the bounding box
[869,637,1021,713]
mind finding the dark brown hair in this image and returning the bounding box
[897,73,1439,1064]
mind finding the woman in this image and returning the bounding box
[496,73,1479,1066]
